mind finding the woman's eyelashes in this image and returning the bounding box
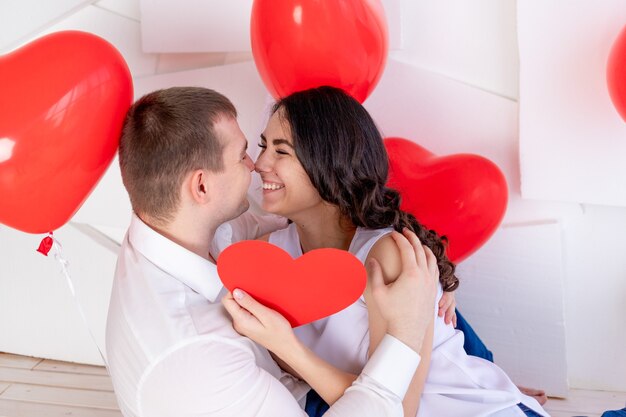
[258,142,289,155]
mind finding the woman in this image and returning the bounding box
[223,86,548,417]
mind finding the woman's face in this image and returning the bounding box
[255,110,324,218]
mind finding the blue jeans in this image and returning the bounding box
[454,308,494,362]
[305,393,544,417]
[601,408,626,417]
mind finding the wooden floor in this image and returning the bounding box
[0,352,624,417]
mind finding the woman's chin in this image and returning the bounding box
[261,199,281,216]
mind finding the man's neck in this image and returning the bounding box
[138,212,217,261]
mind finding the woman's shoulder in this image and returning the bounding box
[362,230,402,285]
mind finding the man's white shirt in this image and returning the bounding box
[105,213,421,417]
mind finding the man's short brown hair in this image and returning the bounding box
[119,87,237,224]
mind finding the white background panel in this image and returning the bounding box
[399,0,519,99]
[22,5,158,78]
[560,205,626,391]
[365,57,519,177]
[518,1,626,207]
[456,222,568,397]
[0,222,118,366]
[140,0,254,52]
[156,52,232,74]
[0,0,92,53]
[139,0,403,53]
[96,0,141,21]
[365,58,588,226]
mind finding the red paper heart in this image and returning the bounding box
[385,137,508,263]
[217,240,366,327]
[0,31,132,233]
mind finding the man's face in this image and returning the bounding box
[209,117,254,222]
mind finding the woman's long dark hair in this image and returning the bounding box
[273,86,458,292]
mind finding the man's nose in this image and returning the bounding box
[244,154,254,171]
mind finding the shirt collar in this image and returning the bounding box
[128,213,223,302]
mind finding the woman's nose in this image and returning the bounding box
[254,151,270,173]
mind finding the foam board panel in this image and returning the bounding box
[365,57,580,226]
[560,205,626,391]
[518,1,626,207]
[21,5,158,77]
[96,0,142,21]
[0,222,117,366]
[455,221,568,397]
[140,0,254,52]
[156,52,228,74]
[0,0,92,53]
[398,0,519,99]
[139,0,402,53]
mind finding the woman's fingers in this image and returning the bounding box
[438,294,452,317]
[231,289,270,323]
[444,304,456,325]
[221,291,260,335]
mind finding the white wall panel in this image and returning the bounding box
[96,0,141,21]
[0,0,92,53]
[156,52,228,74]
[0,223,118,366]
[456,222,568,397]
[140,0,254,52]
[139,0,403,53]
[561,205,626,391]
[23,5,158,78]
[399,0,519,99]
[518,1,626,207]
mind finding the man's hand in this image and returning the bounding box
[368,228,439,353]
[222,289,297,356]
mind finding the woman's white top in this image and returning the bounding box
[269,224,549,417]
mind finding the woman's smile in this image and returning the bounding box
[262,181,285,192]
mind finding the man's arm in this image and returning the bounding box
[137,335,419,417]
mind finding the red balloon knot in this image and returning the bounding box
[36,233,54,256]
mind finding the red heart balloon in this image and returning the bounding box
[0,31,133,234]
[608,25,626,123]
[217,240,366,327]
[385,138,508,263]
[250,0,388,103]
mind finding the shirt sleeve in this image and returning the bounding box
[138,335,420,417]
[210,211,288,257]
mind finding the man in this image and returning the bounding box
[105,87,436,417]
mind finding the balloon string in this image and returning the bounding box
[47,233,108,366]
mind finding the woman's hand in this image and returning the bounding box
[222,289,297,356]
[438,290,457,327]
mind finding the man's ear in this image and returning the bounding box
[188,169,211,204]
